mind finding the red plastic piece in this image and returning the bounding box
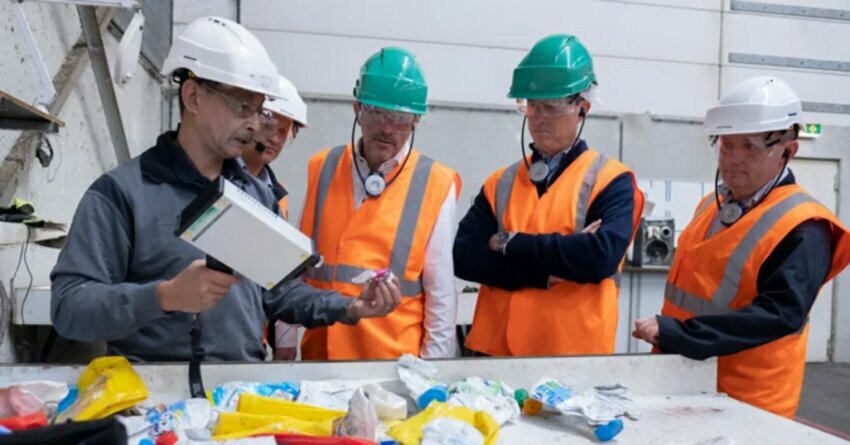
[156,430,179,445]
[0,411,48,431]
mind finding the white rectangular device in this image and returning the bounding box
[175,178,320,290]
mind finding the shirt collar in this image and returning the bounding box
[236,156,273,187]
[530,140,588,172]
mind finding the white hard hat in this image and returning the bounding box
[704,76,804,136]
[161,16,279,97]
[265,75,309,127]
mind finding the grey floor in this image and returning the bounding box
[796,363,850,441]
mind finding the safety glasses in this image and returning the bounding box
[199,81,265,119]
[516,96,583,117]
[711,130,796,156]
[357,104,417,128]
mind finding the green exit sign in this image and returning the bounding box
[800,123,822,139]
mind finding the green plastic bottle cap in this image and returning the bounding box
[514,388,529,409]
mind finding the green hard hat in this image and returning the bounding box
[353,47,428,115]
[508,34,596,100]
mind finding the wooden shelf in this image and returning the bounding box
[0,89,64,133]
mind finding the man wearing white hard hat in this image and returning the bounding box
[632,77,850,418]
[238,75,310,360]
[50,17,401,363]
[241,75,309,220]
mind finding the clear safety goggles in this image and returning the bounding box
[516,96,583,117]
[357,104,417,128]
[199,81,265,119]
[259,110,296,142]
[710,130,796,155]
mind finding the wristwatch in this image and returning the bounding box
[495,231,513,255]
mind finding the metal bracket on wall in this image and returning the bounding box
[78,5,131,165]
[802,102,850,116]
[728,54,850,114]
[730,1,850,22]
[729,53,850,73]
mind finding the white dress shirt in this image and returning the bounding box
[350,141,459,358]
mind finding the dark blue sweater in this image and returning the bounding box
[453,141,637,289]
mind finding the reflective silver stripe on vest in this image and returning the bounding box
[575,153,609,230]
[667,192,816,315]
[390,156,434,285]
[312,145,347,241]
[495,161,522,233]
[665,282,731,316]
[337,264,423,296]
[305,264,423,297]
[666,280,811,335]
[308,149,434,297]
[695,193,716,218]
[303,264,333,282]
[710,193,815,308]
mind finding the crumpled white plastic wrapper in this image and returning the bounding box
[297,380,362,411]
[421,417,485,445]
[559,384,634,425]
[396,354,447,409]
[0,380,69,417]
[1,381,69,405]
[362,383,407,421]
[333,386,378,441]
[121,398,215,445]
[448,377,519,425]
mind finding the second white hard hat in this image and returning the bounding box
[265,75,309,127]
[704,76,804,136]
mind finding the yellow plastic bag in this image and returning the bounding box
[388,402,499,445]
[214,411,337,439]
[56,356,148,422]
[212,394,347,440]
[238,393,346,421]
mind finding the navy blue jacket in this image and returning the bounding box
[453,140,637,289]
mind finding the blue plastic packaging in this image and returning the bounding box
[416,384,448,409]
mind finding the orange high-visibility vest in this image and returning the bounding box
[299,145,460,360]
[662,184,850,418]
[465,149,644,356]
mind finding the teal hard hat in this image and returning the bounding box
[353,47,428,115]
[508,34,596,99]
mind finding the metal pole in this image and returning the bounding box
[78,5,131,165]
[9,0,57,110]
